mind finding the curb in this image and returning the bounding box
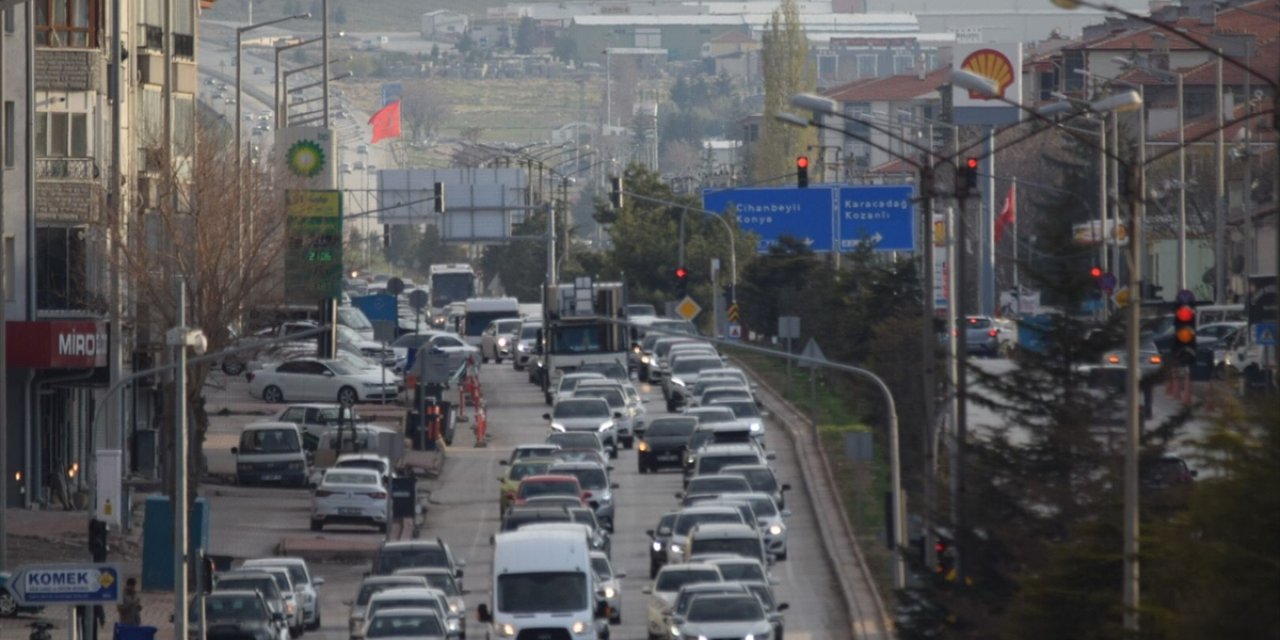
[732,357,894,640]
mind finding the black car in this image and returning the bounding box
[638,417,698,473]
[199,590,284,640]
[645,511,679,578]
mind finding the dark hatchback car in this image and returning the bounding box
[645,511,680,578]
[638,416,698,473]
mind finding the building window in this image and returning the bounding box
[35,112,89,158]
[635,27,660,48]
[5,6,15,33]
[856,54,878,79]
[4,101,14,167]
[36,226,88,311]
[818,55,838,78]
[894,54,914,74]
[35,0,99,48]
[4,236,13,302]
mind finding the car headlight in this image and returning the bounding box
[446,618,462,631]
[670,625,682,639]
[671,377,686,387]
[652,541,663,552]
[769,524,784,536]
[518,343,529,352]
[638,441,650,452]
[641,356,650,364]
[744,635,755,640]
[597,420,614,432]
[498,623,517,637]
[669,543,682,554]
[750,421,763,432]
[570,620,588,634]
[550,422,567,432]
[448,598,464,613]
[685,456,696,465]
[603,586,616,598]
[498,337,509,347]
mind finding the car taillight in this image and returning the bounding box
[314,490,333,498]
[1107,354,1121,364]
[1150,355,1162,365]
[367,492,387,499]
[988,329,997,337]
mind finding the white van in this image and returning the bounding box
[1195,304,1245,327]
[478,529,609,639]
[231,422,309,487]
[462,298,521,346]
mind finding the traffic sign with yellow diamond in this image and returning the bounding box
[676,296,702,321]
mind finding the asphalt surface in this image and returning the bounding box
[202,359,852,640]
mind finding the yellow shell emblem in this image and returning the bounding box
[960,49,1014,99]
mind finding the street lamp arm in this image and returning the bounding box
[777,112,926,171]
[238,12,311,33]
[1143,107,1275,166]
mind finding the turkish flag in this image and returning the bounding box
[995,184,1016,243]
[369,100,401,144]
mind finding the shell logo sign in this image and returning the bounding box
[960,49,1015,100]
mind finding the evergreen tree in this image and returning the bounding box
[753,0,815,184]
[515,17,537,54]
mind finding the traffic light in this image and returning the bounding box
[1173,303,1197,365]
[433,181,445,214]
[956,157,979,198]
[795,156,809,188]
[934,537,955,576]
[383,224,391,249]
[674,266,689,298]
[88,518,108,562]
[608,176,624,209]
[1090,266,1103,280]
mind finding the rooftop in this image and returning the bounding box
[824,67,951,103]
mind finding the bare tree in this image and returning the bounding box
[401,81,454,142]
[661,140,702,177]
[97,113,289,497]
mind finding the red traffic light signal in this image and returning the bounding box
[795,156,810,188]
[966,157,978,170]
[796,156,809,169]
[1090,266,1103,278]
[1175,306,1194,323]
[675,266,689,280]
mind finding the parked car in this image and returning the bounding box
[247,358,400,405]
[0,572,44,617]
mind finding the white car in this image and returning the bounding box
[643,563,724,639]
[334,453,396,481]
[480,318,524,364]
[360,588,451,640]
[239,557,326,631]
[247,358,399,405]
[309,467,389,533]
[590,551,624,625]
[362,606,449,640]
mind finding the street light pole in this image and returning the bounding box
[171,281,190,640]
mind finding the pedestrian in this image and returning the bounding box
[117,577,142,626]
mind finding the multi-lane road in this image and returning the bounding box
[202,359,854,639]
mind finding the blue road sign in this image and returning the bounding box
[837,185,916,252]
[1176,288,1196,305]
[1099,272,1118,292]
[12,564,122,606]
[703,186,836,252]
[352,294,398,323]
[1255,321,1277,346]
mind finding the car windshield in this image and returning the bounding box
[688,477,750,494]
[323,471,378,486]
[496,572,587,613]
[716,401,760,419]
[655,569,721,592]
[367,613,444,638]
[590,557,612,580]
[691,411,735,425]
[963,317,992,330]
[656,513,678,536]
[553,400,609,419]
[743,496,777,516]
[375,548,448,574]
[700,455,761,475]
[215,578,275,599]
[551,467,606,490]
[691,538,761,561]
[558,376,600,393]
[547,433,601,450]
[646,419,697,438]
[520,480,579,498]
[520,324,541,339]
[392,334,433,349]
[575,388,624,407]
[509,461,551,481]
[416,573,460,596]
[512,447,557,461]
[239,429,300,454]
[746,583,775,609]
[577,362,628,380]
[627,304,657,317]
[357,581,423,606]
[674,512,740,536]
[205,595,266,621]
[465,311,518,337]
[714,562,765,582]
[250,563,308,586]
[687,596,764,622]
[673,359,719,376]
[368,598,431,618]
[496,320,523,334]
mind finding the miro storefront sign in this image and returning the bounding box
[285,190,344,303]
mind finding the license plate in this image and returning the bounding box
[261,474,281,481]
[657,453,678,461]
[339,508,362,515]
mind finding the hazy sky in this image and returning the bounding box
[864,0,1155,12]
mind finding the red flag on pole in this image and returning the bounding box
[995,183,1016,243]
[368,100,402,144]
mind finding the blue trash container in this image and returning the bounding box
[114,624,158,640]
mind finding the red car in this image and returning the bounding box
[511,474,589,508]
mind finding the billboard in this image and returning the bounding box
[376,168,529,242]
[285,190,344,303]
[275,126,337,190]
[702,186,837,252]
[953,43,1023,126]
[838,185,915,252]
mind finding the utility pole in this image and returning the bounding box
[172,281,190,640]
[1176,73,1186,292]
[919,164,938,572]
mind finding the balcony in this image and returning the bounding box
[174,33,194,59]
[36,157,99,180]
[36,158,100,223]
